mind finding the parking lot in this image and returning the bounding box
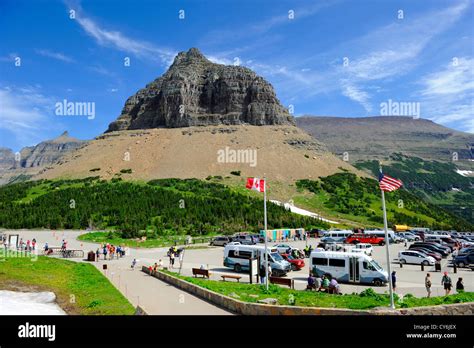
[4,230,473,299]
[177,238,473,297]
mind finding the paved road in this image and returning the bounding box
[6,230,473,306]
[4,230,230,315]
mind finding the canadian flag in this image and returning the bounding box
[246,177,265,192]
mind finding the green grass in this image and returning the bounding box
[163,270,474,310]
[77,231,215,248]
[0,254,135,315]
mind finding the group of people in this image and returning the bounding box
[307,272,341,294]
[146,259,165,273]
[96,243,126,261]
[425,272,464,297]
[166,246,185,269]
[18,238,37,252]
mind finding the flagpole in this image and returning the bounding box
[263,176,269,290]
[380,165,395,309]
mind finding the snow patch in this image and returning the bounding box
[270,200,338,224]
[0,290,66,315]
[456,169,473,177]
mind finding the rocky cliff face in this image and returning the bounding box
[106,48,294,132]
[0,147,15,170]
[16,131,85,168]
[0,131,86,185]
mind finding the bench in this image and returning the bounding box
[269,276,294,289]
[221,274,242,282]
[192,268,210,278]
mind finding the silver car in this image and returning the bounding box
[210,236,232,247]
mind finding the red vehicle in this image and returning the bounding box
[281,254,305,271]
[345,233,385,246]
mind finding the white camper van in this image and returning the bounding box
[223,244,291,277]
[310,251,388,286]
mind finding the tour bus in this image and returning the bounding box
[364,229,401,243]
[223,244,291,277]
[320,230,353,244]
[309,251,388,286]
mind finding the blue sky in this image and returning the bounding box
[0,0,473,151]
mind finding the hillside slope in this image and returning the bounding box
[296,116,473,169]
[37,125,357,184]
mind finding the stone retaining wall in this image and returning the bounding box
[142,267,474,315]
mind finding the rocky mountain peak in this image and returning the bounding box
[106,48,294,132]
[171,47,210,66]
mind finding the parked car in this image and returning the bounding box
[346,234,385,246]
[397,232,420,241]
[320,230,353,244]
[351,243,373,255]
[458,247,474,255]
[209,236,232,247]
[281,253,305,271]
[424,241,451,253]
[273,243,293,254]
[453,253,474,268]
[232,234,256,245]
[409,247,442,261]
[411,242,449,257]
[398,251,436,266]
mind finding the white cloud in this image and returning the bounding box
[35,49,75,63]
[236,1,470,113]
[69,3,176,65]
[420,57,474,96]
[340,81,372,112]
[0,86,61,148]
[417,57,473,132]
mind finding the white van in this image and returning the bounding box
[351,243,373,256]
[320,230,352,244]
[310,251,388,286]
[223,244,291,277]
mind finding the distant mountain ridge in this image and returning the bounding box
[106,47,294,132]
[296,116,473,167]
[0,131,86,185]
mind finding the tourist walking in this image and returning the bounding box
[103,245,107,260]
[131,258,137,270]
[169,252,175,269]
[95,248,100,262]
[441,272,452,295]
[425,273,432,298]
[456,277,464,293]
[391,271,397,292]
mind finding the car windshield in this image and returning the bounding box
[370,260,382,271]
[271,252,283,261]
[286,254,295,260]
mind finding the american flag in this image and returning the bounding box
[378,171,403,192]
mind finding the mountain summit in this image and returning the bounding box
[106,48,294,132]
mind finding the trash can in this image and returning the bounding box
[87,251,95,262]
[103,264,107,270]
[435,262,441,272]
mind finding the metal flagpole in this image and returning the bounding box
[380,165,395,309]
[263,176,269,290]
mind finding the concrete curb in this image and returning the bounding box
[142,267,474,315]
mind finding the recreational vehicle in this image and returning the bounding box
[309,251,388,286]
[223,244,291,276]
